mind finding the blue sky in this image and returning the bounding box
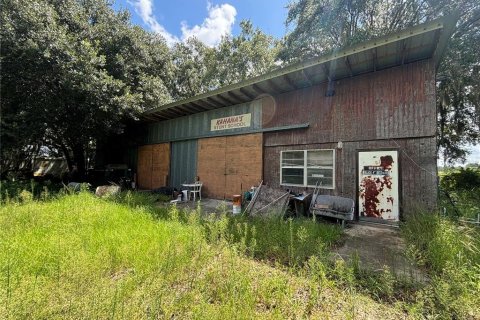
[113,0,289,46]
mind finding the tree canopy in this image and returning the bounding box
[1,0,175,177]
[1,0,478,178]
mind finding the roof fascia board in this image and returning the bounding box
[432,12,458,70]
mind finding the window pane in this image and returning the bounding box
[282,168,304,185]
[307,168,333,187]
[281,151,304,167]
[307,150,333,167]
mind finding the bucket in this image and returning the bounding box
[232,194,241,214]
[182,190,188,201]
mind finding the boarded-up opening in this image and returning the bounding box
[197,133,263,199]
[137,143,170,189]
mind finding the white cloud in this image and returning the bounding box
[128,0,179,46]
[128,1,236,47]
[180,3,237,46]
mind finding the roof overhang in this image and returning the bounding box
[142,15,457,122]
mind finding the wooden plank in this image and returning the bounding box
[197,133,263,199]
[137,145,153,189]
[151,143,170,188]
[197,136,226,199]
[225,133,263,199]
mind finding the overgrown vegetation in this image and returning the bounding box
[1,188,478,318]
[0,191,395,319]
[402,212,480,318]
[0,180,63,203]
[439,167,480,219]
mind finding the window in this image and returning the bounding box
[281,149,335,188]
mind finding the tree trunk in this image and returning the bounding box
[72,144,86,181]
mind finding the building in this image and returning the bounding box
[122,16,456,223]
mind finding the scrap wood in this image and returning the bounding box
[251,192,290,216]
[244,180,262,214]
[249,185,291,217]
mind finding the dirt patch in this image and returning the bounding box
[333,223,427,282]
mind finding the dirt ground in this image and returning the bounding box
[333,222,427,281]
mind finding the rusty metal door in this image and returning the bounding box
[358,150,399,221]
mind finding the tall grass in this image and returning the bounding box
[225,215,341,266]
[402,212,480,318]
[0,191,410,319]
[0,192,203,318]
[1,189,478,318]
[0,180,63,203]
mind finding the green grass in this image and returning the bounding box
[0,191,411,319]
[438,167,480,220]
[0,179,63,203]
[402,212,480,318]
[224,214,341,266]
[1,190,478,319]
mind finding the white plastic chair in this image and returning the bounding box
[189,182,202,201]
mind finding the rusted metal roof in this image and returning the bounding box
[142,15,457,122]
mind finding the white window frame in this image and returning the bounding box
[280,149,335,189]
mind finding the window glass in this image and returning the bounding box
[281,149,334,188]
[282,167,304,185]
[281,151,304,167]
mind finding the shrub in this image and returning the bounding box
[439,168,480,219]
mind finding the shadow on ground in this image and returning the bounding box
[158,198,233,214]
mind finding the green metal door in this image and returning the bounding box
[170,140,198,190]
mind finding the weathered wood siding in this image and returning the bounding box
[263,137,437,217]
[197,133,262,199]
[263,60,436,146]
[262,60,438,216]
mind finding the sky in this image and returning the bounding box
[112,0,480,165]
[113,0,289,46]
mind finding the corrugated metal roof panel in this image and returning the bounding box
[141,15,457,121]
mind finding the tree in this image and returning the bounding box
[170,37,216,100]
[168,20,280,101]
[211,20,280,88]
[280,0,480,163]
[1,0,173,178]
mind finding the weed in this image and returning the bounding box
[402,211,480,318]
[1,190,477,318]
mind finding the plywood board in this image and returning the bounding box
[137,145,153,189]
[151,143,170,188]
[198,133,263,199]
[197,136,226,199]
[137,143,170,190]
